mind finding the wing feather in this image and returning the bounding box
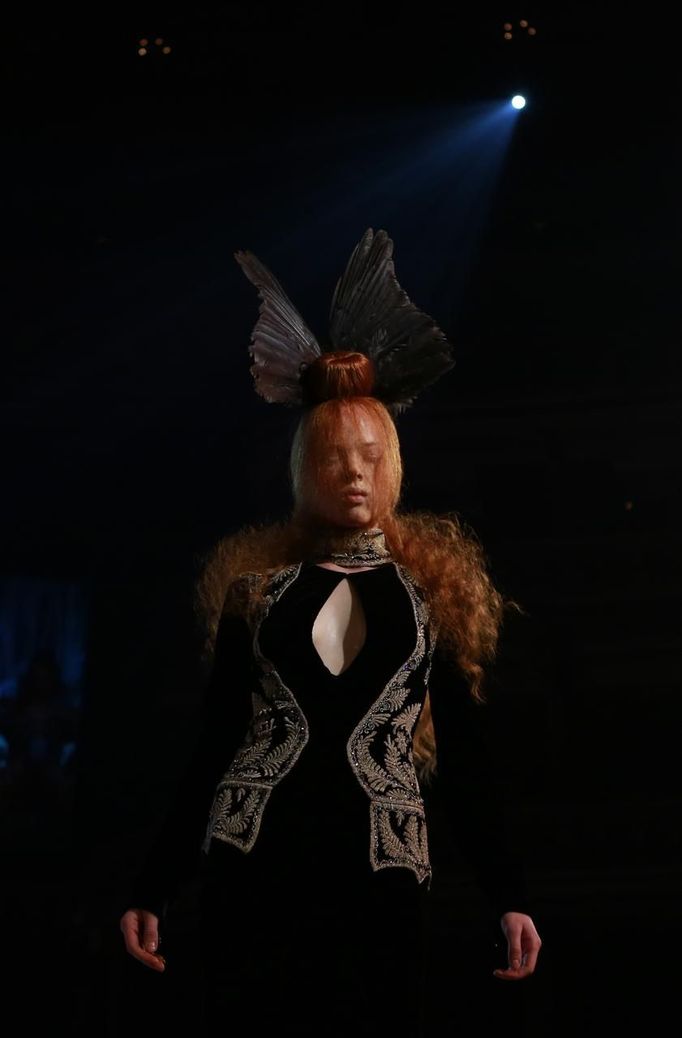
[234,249,321,406]
[329,228,455,414]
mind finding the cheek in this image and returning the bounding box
[370,468,388,506]
[367,462,380,488]
[314,471,343,503]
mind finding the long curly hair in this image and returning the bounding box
[193,352,523,784]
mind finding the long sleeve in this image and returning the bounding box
[125,608,255,921]
[427,643,533,920]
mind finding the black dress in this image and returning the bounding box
[128,559,530,1036]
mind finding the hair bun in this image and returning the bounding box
[299,351,375,405]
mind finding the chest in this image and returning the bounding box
[310,575,368,675]
[256,562,420,690]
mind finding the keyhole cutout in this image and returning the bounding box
[311,577,367,676]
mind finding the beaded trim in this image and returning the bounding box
[202,563,306,854]
[346,563,437,887]
[307,526,392,568]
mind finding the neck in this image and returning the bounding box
[294,521,392,568]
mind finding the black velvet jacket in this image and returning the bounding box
[128,559,532,922]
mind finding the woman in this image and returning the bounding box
[120,232,542,1034]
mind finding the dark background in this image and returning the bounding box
[2,4,680,1035]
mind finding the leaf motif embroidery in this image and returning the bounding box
[394,702,421,730]
[377,809,406,859]
[346,563,437,885]
[203,563,308,855]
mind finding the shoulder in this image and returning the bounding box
[224,561,304,618]
[195,520,290,608]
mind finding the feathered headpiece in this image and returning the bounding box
[234,228,455,417]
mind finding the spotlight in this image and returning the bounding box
[511,95,526,110]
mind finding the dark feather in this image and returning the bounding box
[234,249,321,406]
[328,228,455,413]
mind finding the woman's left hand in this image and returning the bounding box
[492,911,542,980]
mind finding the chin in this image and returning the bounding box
[315,503,375,528]
[323,510,364,527]
[343,509,373,526]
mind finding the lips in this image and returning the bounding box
[344,490,367,502]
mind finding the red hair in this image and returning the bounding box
[194,352,523,784]
[299,349,375,404]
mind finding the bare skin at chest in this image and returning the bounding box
[311,562,378,675]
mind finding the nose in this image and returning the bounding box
[341,453,364,481]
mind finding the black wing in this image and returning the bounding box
[235,249,321,406]
[328,228,455,415]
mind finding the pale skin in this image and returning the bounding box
[120,409,542,978]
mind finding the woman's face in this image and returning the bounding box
[305,409,385,529]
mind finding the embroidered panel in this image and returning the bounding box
[202,563,309,854]
[369,801,431,886]
[202,781,271,853]
[346,563,438,886]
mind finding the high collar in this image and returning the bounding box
[305,526,392,568]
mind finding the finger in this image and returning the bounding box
[120,915,166,971]
[492,964,534,981]
[138,916,165,970]
[120,913,153,954]
[141,917,160,956]
[128,941,166,971]
[121,933,166,970]
[136,949,167,971]
[494,947,535,980]
[120,917,142,953]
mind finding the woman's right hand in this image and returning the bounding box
[119,908,166,971]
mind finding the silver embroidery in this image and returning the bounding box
[307,526,392,567]
[346,563,437,888]
[202,562,309,854]
[203,783,270,851]
[370,802,431,882]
